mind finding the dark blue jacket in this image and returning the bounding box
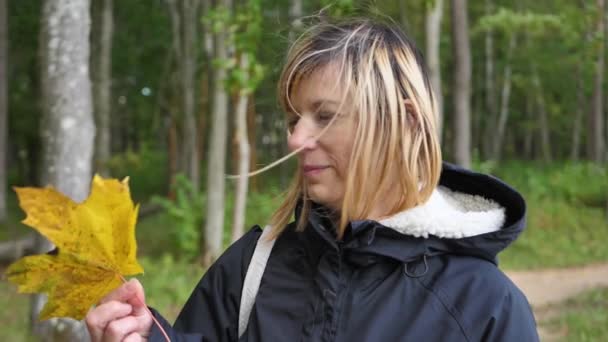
[150,163,539,341]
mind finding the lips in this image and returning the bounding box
[302,165,328,176]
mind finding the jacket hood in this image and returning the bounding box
[305,162,527,266]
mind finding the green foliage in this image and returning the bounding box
[205,0,266,95]
[474,8,562,36]
[151,175,205,261]
[138,254,205,322]
[106,147,168,202]
[488,161,607,206]
[320,0,356,17]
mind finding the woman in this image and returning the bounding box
[86,18,539,341]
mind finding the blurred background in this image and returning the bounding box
[0,0,607,341]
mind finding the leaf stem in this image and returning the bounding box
[119,275,171,342]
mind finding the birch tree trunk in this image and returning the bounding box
[492,35,516,161]
[92,0,113,176]
[35,0,95,340]
[426,0,443,139]
[589,0,605,163]
[231,54,250,243]
[0,0,7,223]
[451,0,472,168]
[205,0,232,265]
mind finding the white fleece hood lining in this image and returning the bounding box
[378,186,506,239]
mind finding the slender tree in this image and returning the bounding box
[167,0,202,189]
[531,64,552,163]
[482,0,496,158]
[451,0,472,167]
[589,0,605,163]
[205,0,232,265]
[92,0,113,176]
[35,0,95,339]
[231,54,251,242]
[426,0,444,139]
[492,35,516,161]
[0,0,7,223]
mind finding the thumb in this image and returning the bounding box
[125,278,147,315]
[100,278,141,304]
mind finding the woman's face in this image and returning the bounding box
[287,64,356,211]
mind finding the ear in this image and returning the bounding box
[402,99,420,128]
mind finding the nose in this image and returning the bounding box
[287,116,317,152]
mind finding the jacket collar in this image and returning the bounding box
[301,162,527,266]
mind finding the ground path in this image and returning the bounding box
[505,263,608,341]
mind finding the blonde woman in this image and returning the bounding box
[86,19,539,341]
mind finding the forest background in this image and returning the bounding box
[0,0,607,341]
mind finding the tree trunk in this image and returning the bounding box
[571,63,586,161]
[523,96,534,159]
[247,95,258,192]
[198,0,214,168]
[531,65,552,163]
[483,0,496,159]
[450,0,472,168]
[492,34,516,161]
[182,0,201,190]
[205,0,232,265]
[426,0,443,139]
[0,0,7,223]
[36,0,95,340]
[167,0,201,190]
[589,0,605,163]
[92,0,113,177]
[231,54,251,243]
[0,234,36,262]
[288,0,303,42]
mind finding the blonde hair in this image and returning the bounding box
[269,18,442,240]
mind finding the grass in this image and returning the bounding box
[477,161,608,270]
[0,279,35,342]
[540,287,608,341]
[499,197,608,270]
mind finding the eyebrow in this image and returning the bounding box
[310,100,340,110]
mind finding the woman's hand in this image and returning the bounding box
[85,279,153,341]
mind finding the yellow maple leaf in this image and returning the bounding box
[6,175,144,320]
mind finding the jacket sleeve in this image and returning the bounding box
[147,227,262,342]
[481,284,540,342]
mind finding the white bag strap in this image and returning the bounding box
[238,225,276,338]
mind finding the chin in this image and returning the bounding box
[309,194,339,211]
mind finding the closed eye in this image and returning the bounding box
[316,111,335,125]
[286,112,300,132]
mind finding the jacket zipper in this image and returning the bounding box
[328,241,346,341]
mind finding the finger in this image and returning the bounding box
[123,332,143,342]
[86,302,132,342]
[100,279,140,304]
[124,279,154,338]
[103,315,140,342]
[124,279,147,315]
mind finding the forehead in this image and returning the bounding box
[289,63,349,110]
